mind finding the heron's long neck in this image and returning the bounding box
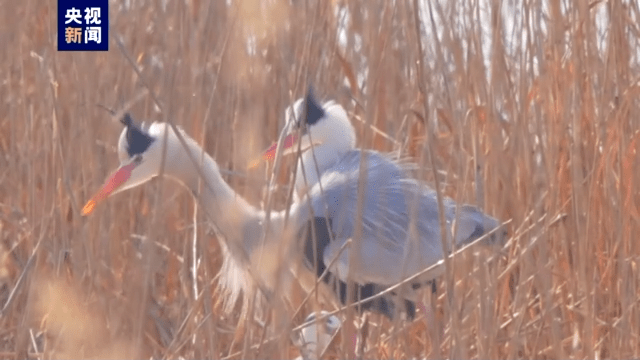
[168,134,263,246]
[165,131,305,314]
[297,144,340,190]
[296,130,354,192]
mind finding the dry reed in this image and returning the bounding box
[0,0,639,358]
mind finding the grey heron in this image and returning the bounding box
[82,94,504,321]
[255,88,504,315]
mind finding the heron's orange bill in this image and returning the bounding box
[248,133,298,169]
[81,162,137,216]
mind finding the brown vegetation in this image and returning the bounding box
[0,0,639,358]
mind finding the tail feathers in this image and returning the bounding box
[452,205,506,246]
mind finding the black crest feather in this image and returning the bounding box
[304,86,325,126]
[121,113,154,157]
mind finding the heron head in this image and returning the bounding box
[82,113,167,215]
[256,87,354,165]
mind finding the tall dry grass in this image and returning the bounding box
[0,0,639,358]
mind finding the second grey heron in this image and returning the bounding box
[257,90,506,317]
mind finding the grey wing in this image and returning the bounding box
[298,215,417,319]
[307,151,447,287]
[447,204,502,246]
[307,150,504,288]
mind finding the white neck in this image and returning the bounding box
[296,144,343,194]
[160,127,308,312]
[174,141,260,243]
[296,123,355,195]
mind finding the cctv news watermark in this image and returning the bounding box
[58,0,108,51]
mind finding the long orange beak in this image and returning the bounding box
[248,133,298,169]
[81,161,137,216]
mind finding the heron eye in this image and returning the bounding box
[133,154,143,164]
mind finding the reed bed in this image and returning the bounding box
[0,0,639,358]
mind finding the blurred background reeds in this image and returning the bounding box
[0,0,639,358]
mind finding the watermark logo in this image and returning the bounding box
[58,0,109,51]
